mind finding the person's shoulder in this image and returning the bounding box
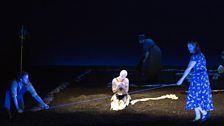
[10,79,18,88]
[190,54,197,61]
[145,38,154,41]
[27,84,34,89]
[124,78,129,81]
[112,78,117,81]
[144,39,155,46]
[197,52,205,58]
[145,38,154,43]
[192,52,202,57]
[198,52,204,55]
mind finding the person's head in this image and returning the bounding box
[138,34,145,44]
[119,70,128,79]
[187,40,201,54]
[221,51,224,60]
[18,72,29,85]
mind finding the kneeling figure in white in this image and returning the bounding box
[110,70,131,111]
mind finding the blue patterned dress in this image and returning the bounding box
[186,52,214,111]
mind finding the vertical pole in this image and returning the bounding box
[20,25,24,73]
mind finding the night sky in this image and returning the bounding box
[1,0,224,68]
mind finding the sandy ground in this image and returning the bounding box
[0,67,224,126]
[1,86,223,126]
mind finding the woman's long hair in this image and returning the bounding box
[187,40,201,54]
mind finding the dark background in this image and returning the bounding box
[0,0,224,70]
[0,2,224,124]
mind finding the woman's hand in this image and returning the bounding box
[177,78,184,85]
[43,104,49,109]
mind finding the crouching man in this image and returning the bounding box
[4,72,49,118]
[110,70,131,111]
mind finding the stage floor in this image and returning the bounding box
[0,66,223,126]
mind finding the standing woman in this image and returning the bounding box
[177,41,213,122]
